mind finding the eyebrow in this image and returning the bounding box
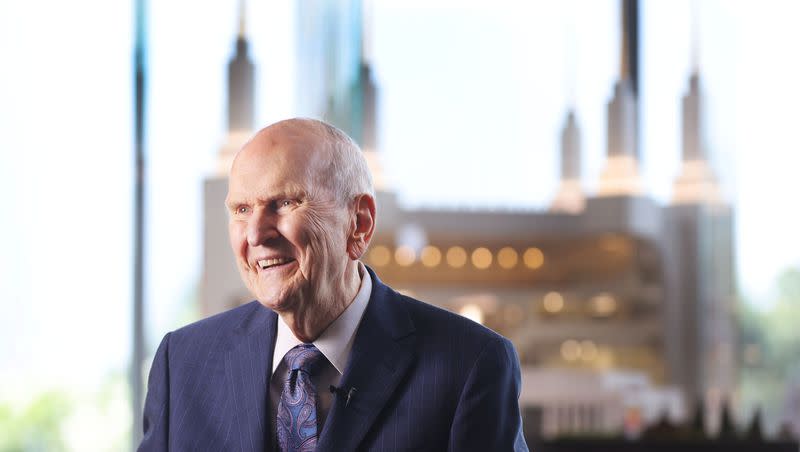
[223,198,239,210]
[224,187,309,210]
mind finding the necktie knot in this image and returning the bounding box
[284,344,325,375]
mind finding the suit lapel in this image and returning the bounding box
[224,302,278,452]
[316,269,416,452]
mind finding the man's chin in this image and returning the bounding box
[254,292,295,313]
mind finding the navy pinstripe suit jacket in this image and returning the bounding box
[138,267,529,451]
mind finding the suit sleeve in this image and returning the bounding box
[137,332,171,452]
[448,337,529,452]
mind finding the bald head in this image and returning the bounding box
[233,118,375,205]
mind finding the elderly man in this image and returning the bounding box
[138,118,528,451]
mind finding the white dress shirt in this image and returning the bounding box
[269,262,372,442]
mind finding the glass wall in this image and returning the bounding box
[0,0,134,449]
[2,0,800,449]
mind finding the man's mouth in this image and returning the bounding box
[257,257,295,270]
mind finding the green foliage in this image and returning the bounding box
[0,373,130,452]
[0,390,72,452]
[738,266,800,431]
[765,269,800,375]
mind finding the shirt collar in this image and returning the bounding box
[272,262,372,375]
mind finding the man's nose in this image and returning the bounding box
[246,210,279,247]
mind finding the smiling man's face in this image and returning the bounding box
[225,126,352,314]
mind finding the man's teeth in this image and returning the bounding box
[257,258,292,269]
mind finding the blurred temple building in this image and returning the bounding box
[201,0,736,439]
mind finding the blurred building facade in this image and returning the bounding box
[201,0,736,438]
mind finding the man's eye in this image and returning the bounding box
[271,199,299,212]
[236,206,250,215]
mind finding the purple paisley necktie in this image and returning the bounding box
[277,344,326,452]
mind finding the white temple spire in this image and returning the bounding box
[671,4,721,205]
[216,0,255,176]
[551,110,586,213]
[596,0,643,197]
[237,0,247,40]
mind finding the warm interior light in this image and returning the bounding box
[394,246,416,267]
[561,339,580,361]
[420,245,442,267]
[497,247,519,269]
[471,247,493,269]
[523,247,544,269]
[446,246,468,268]
[590,293,617,316]
[543,291,564,313]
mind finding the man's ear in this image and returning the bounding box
[348,194,376,260]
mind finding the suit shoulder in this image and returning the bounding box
[169,300,262,341]
[390,291,521,393]
[398,293,510,347]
